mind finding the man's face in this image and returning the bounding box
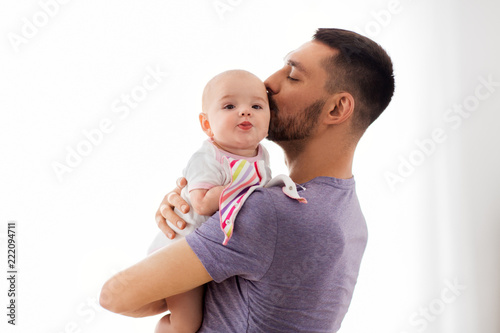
[264,41,335,142]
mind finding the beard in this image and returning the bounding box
[267,94,325,142]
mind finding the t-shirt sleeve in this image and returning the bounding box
[186,189,277,282]
[183,143,229,192]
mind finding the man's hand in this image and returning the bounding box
[155,177,190,239]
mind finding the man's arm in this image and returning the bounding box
[99,238,212,316]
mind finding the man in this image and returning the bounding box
[100,28,395,332]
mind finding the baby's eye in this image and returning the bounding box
[224,104,235,110]
[287,76,299,82]
[252,105,262,109]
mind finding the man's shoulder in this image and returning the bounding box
[238,187,276,214]
[244,185,282,206]
[253,176,355,202]
[238,176,361,231]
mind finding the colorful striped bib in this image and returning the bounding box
[219,157,307,245]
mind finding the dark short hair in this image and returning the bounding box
[313,28,395,132]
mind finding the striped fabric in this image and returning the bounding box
[219,157,264,245]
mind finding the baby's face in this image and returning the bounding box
[203,72,270,155]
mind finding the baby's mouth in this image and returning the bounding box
[238,121,253,130]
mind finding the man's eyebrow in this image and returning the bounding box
[283,53,308,75]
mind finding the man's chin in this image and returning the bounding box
[266,136,279,143]
[266,131,282,143]
[265,135,286,147]
[266,132,295,143]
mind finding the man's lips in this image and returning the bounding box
[238,121,253,130]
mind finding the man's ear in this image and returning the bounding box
[324,92,355,125]
[199,113,214,137]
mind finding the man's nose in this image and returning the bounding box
[264,70,281,95]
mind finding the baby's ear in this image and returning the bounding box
[199,113,214,137]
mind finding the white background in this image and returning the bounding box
[1,0,499,332]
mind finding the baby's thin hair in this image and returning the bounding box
[201,69,261,113]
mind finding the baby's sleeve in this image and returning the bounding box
[183,142,229,192]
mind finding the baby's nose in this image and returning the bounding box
[239,108,251,116]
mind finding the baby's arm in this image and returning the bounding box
[189,185,226,216]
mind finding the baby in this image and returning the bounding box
[149,69,273,333]
[149,69,307,332]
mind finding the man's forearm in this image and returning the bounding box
[120,299,169,318]
[99,239,212,315]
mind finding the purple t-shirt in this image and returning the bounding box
[186,176,368,332]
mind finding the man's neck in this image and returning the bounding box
[278,135,355,184]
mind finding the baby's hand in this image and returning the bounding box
[155,177,190,239]
[190,185,226,216]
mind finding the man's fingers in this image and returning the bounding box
[160,203,187,231]
[154,178,189,238]
[176,177,187,189]
[156,192,187,231]
[166,192,189,215]
[160,203,169,217]
[155,213,176,239]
